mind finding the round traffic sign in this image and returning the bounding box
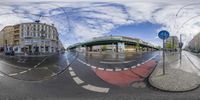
[158,30,170,40]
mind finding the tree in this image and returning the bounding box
[101,45,107,51]
[166,42,172,48]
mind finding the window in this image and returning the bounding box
[33,31,36,37]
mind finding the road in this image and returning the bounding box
[0,51,200,100]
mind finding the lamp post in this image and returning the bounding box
[179,34,182,64]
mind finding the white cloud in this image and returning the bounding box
[0,0,199,47]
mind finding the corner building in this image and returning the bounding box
[0,22,60,54]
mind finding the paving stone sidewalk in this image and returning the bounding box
[149,52,200,92]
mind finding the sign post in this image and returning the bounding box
[179,34,183,64]
[158,30,170,75]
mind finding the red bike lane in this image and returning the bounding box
[94,60,157,87]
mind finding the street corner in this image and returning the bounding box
[148,63,200,92]
[132,60,157,77]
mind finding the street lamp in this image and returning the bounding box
[174,3,200,32]
[179,34,183,64]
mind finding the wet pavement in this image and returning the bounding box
[0,51,200,99]
[0,52,77,81]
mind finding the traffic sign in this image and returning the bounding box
[158,30,170,40]
[158,30,170,75]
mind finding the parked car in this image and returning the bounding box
[5,51,15,56]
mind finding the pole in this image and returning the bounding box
[180,34,182,64]
[5,40,7,53]
[163,39,165,75]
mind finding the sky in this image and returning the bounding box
[0,0,199,48]
[108,22,162,46]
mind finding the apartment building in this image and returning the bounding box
[0,22,63,55]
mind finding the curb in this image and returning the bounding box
[148,76,200,92]
[148,66,200,92]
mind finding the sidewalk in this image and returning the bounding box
[149,51,200,92]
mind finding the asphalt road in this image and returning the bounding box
[0,51,200,100]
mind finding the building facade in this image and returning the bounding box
[68,36,158,52]
[187,32,200,53]
[165,36,179,51]
[0,26,15,52]
[0,22,62,54]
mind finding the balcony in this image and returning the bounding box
[14,40,19,45]
[14,30,20,34]
[14,34,20,39]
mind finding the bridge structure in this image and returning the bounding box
[67,36,159,52]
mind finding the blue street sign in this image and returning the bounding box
[158,30,170,75]
[158,30,170,40]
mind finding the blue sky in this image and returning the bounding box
[108,22,162,46]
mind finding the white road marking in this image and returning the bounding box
[77,59,83,63]
[69,71,76,76]
[82,84,109,93]
[137,54,158,66]
[131,66,136,68]
[19,70,27,74]
[82,62,87,65]
[68,67,73,71]
[68,65,110,93]
[33,57,48,68]
[73,77,84,85]
[149,54,158,60]
[28,68,32,71]
[141,62,145,64]
[97,67,104,70]
[9,73,18,76]
[123,68,129,70]
[33,65,37,68]
[37,63,41,66]
[51,73,56,76]
[0,73,4,76]
[115,68,122,71]
[100,60,132,64]
[105,68,113,71]
[77,59,87,65]
[91,66,97,69]
[137,64,141,66]
[86,64,91,66]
